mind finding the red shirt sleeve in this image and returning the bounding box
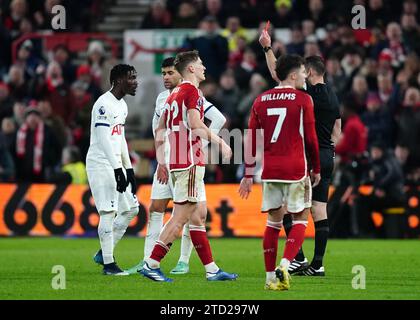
[244,100,261,178]
[303,95,321,174]
[184,85,204,112]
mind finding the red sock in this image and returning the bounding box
[190,229,214,265]
[150,241,170,262]
[283,223,307,262]
[263,225,281,272]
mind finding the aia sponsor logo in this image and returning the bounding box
[111,124,122,135]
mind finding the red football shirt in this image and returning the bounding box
[164,81,205,171]
[245,86,320,181]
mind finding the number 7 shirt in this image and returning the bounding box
[245,86,320,182]
[163,81,205,172]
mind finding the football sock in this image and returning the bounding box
[263,220,282,272]
[280,258,290,270]
[204,262,219,276]
[266,271,276,283]
[113,207,138,248]
[144,211,164,260]
[283,214,305,262]
[283,213,293,235]
[190,225,215,271]
[283,220,307,263]
[179,224,193,264]
[312,219,329,269]
[147,241,171,268]
[98,211,116,264]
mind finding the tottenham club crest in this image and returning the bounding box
[197,97,204,108]
[99,106,105,115]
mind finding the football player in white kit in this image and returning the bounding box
[126,57,226,275]
[88,64,139,275]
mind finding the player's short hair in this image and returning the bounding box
[275,54,305,81]
[174,50,199,75]
[161,57,175,68]
[110,64,136,86]
[305,55,325,76]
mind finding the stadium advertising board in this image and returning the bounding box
[0,184,315,237]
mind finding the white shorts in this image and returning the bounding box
[151,169,174,200]
[170,165,206,204]
[87,168,139,213]
[261,177,312,213]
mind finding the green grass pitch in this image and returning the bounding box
[1,238,420,300]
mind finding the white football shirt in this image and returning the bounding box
[86,91,128,170]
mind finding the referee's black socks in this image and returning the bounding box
[311,219,329,269]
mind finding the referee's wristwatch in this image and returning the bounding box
[263,46,272,53]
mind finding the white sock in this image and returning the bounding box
[178,224,193,264]
[144,257,160,269]
[266,271,276,283]
[280,258,290,270]
[205,262,219,277]
[113,207,138,248]
[144,212,164,259]
[98,211,116,264]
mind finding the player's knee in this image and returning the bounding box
[98,211,115,232]
[311,202,327,221]
[268,208,283,222]
[171,221,185,234]
[149,202,165,214]
[188,214,202,226]
[175,214,190,229]
[127,206,139,219]
[292,209,309,221]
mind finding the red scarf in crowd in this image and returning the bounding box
[16,122,45,175]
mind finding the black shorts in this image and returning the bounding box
[312,148,334,203]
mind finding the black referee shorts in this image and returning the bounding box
[312,147,334,203]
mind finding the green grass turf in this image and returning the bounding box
[0,238,419,300]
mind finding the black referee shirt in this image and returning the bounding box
[306,83,341,150]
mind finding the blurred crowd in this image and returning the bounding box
[1,0,420,194]
[0,0,107,183]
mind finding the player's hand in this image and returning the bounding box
[157,164,169,184]
[259,21,272,48]
[114,168,127,193]
[311,172,321,188]
[126,168,137,195]
[221,141,232,162]
[239,177,253,199]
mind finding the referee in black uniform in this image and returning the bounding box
[259,28,341,276]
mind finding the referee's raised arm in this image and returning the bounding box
[259,22,281,84]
